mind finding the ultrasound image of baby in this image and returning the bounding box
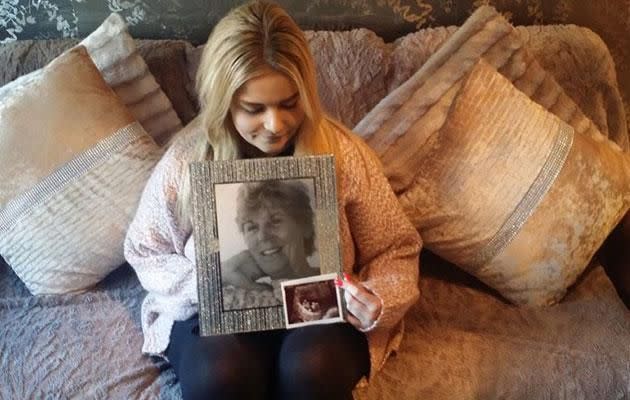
[283,277,342,327]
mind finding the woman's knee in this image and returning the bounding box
[278,342,332,387]
[178,356,259,400]
[172,334,269,400]
[277,325,369,398]
[278,346,342,400]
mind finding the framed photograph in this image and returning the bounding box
[190,155,343,335]
[281,273,345,329]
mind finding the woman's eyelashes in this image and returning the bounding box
[240,100,298,115]
[281,99,298,109]
[242,105,263,115]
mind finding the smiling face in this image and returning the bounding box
[240,203,304,277]
[236,180,316,278]
[229,69,306,157]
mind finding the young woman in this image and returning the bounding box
[124,1,421,399]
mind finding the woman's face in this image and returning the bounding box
[230,69,306,156]
[241,205,305,277]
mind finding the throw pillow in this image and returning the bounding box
[135,39,199,126]
[385,23,628,152]
[355,5,612,196]
[514,25,628,151]
[400,59,629,305]
[0,14,183,147]
[80,13,183,146]
[0,46,164,295]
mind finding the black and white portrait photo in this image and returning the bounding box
[216,178,320,310]
[190,155,342,335]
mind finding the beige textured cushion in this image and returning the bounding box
[305,29,391,128]
[355,6,610,196]
[80,13,183,146]
[0,14,183,147]
[401,59,629,305]
[0,46,164,295]
[384,24,628,152]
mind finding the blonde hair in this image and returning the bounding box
[178,0,347,221]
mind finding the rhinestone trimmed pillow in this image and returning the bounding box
[402,60,629,305]
[0,13,184,147]
[0,46,164,295]
[355,6,607,196]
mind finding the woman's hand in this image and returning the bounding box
[221,250,270,290]
[336,273,382,330]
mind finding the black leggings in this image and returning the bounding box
[166,315,370,400]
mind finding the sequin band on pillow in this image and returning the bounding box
[471,123,575,268]
[0,121,147,233]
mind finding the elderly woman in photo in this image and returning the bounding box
[221,179,318,291]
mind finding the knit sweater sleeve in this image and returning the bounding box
[123,133,198,313]
[342,135,422,332]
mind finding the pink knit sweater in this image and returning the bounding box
[124,118,421,380]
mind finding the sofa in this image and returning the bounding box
[1,5,629,400]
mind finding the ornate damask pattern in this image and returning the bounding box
[1,0,629,117]
[0,0,77,42]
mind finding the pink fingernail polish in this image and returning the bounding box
[343,272,350,281]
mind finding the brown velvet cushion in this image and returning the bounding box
[515,25,628,150]
[0,46,163,295]
[402,59,629,305]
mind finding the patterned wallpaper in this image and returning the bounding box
[1,0,629,113]
[0,1,568,42]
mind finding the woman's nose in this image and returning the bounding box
[263,109,285,134]
[257,222,275,241]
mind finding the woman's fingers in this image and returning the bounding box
[336,274,382,330]
[345,314,365,331]
[342,280,380,311]
[344,290,376,329]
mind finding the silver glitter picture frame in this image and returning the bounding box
[190,155,342,335]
